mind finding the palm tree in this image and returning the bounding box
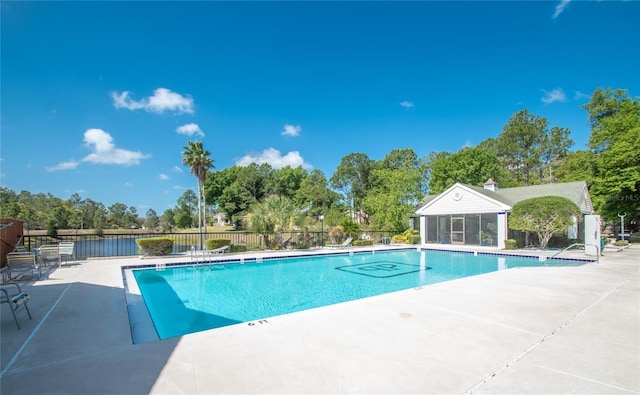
[181,141,214,249]
[245,195,303,249]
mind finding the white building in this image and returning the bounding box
[414,179,594,248]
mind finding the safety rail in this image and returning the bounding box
[22,231,394,260]
[549,243,599,264]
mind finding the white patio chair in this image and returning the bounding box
[59,242,76,265]
[6,252,41,280]
[37,244,61,267]
[1,282,32,329]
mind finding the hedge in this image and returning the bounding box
[206,239,231,250]
[230,244,248,253]
[504,239,518,250]
[136,237,174,256]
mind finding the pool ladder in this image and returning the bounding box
[190,246,213,267]
[549,243,599,263]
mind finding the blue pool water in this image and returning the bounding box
[132,249,586,339]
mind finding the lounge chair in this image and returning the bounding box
[58,242,76,265]
[1,282,32,329]
[5,252,41,281]
[13,245,27,253]
[206,245,230,256]
[327,237,353,249]
[37,244,61,267]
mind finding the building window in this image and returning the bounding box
[426,216,438,243]
[481,213,497,246]
[465,214,480,245]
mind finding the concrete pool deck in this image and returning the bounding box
[1,244,638,394]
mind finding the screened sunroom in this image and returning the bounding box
[414,179,594,249]
[423,213,498,246]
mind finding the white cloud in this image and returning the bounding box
[552,0,571,19]
[111,91,145,111]
[172,166,183,173]
[281,124,301,137]
[176,123,204,137]
[574,91,590,101]
[541,88,567,104]
[400,101,415,109]
[124,182,134,187]
[236,147,312,169]
[111,88,195,114]
[46,160,79,172]
[159,173,169,180]
[81,128,151,166]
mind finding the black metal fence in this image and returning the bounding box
[21,230,394,260]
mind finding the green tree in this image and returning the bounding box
[509,196,582,248]
[339,218,362,238]
[426,146,503,194]
[215,164,272,225]
[176,190,198,227]
[330,153,374,212]
[265,166,308,199]
[173,204,193,229]
[107,203,129,228]
[477,137,499,156]
[160,209,176,232]
[540,126,574,183]
[0,187,20,218]
[364,148,428,232]
[124,206,140,228]
[93,204,108,232]
[497,110,548,186]
[49,206,71,231]
[294,169,340,217]
[144,209,160,230]
[82,199,106,230]
[583,87,640,224]
[244,195,303,249]
[555,150,594,184]
[182,140,215,248]
[68,193,84,229]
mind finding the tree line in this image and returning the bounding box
[1,87,638,233]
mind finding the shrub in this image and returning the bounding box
[614,240,629,247]
[136,237,174,256]
[504,239,518,250]
[509,196,582,249]
[391,229,418,244]
[328,226,345,244]
[230,244,248,253]
[47,225,58,237]
[391,234,408,244]
[340,219,362,238]
[206,239,231,250]
[353,239,374,246]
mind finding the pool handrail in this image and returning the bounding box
[550,243,599,263]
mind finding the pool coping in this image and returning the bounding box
[1,244,637,394]
[122,246,596,344]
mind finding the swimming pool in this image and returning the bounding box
[129,249,587,340]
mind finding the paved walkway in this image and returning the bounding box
[1,245,638,394]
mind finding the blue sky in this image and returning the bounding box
[1,1,638,215]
